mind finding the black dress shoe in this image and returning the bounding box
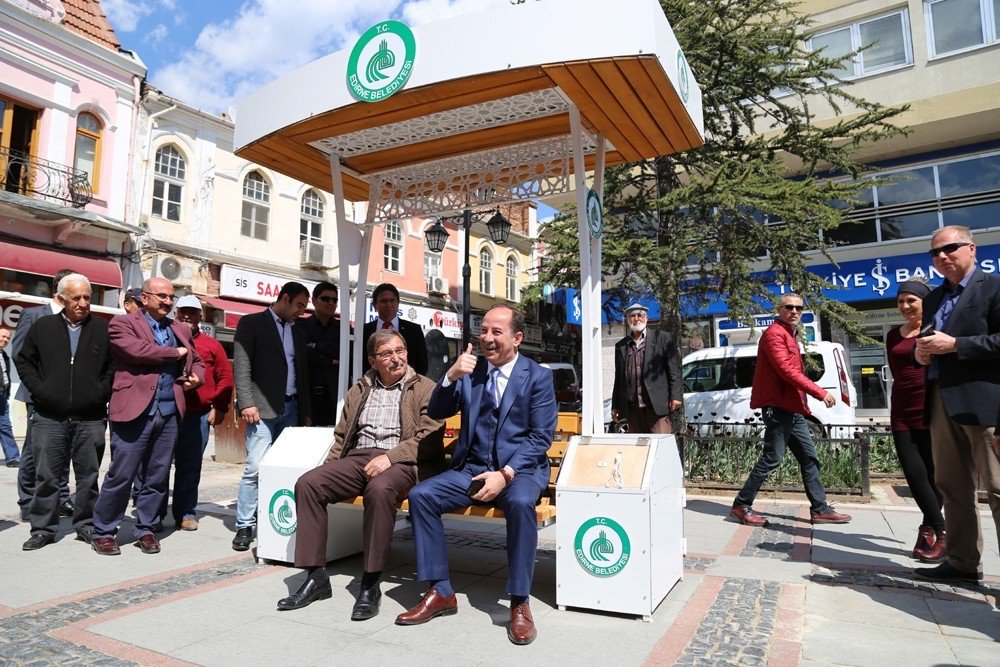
[232,527,254,551]
[351,586,382,621]
[914,562,983,584]
[22,533,55,551]
[75,527,93,544]
[277,577,332,611]
[59,501,74,517]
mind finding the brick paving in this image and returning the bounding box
[740,507,799,559]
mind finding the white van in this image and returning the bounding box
[682,341,857,433]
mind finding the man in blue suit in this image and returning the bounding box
[396,304,556,645]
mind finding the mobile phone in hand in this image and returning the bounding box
[466,478,486,497]
[917,324,935,338]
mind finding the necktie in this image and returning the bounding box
[382,320,392,330]
[486,368,501,410]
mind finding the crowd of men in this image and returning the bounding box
[1,225,997,644]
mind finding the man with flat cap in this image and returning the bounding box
[611,303,683,434]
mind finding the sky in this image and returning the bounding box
[101,0,559,219]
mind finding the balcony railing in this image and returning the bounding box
[0,147,92,209]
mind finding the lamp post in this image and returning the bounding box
[425,207,511,349]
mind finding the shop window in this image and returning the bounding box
[152,145,185,222]
[300,189,323,245]
[875,166,936,208]
[925,0,999,57]
[879,211,941,241]
[942,201,1000,230]
[0,269,105,301]
[505,255,519,301]
[808,10,911,79]
[936,153,1000,197]
[384,220,402,273]
[241,171,270,240]
[73,112,101,191]
[479,247,494,295]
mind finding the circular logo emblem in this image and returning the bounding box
[677,50,690,104]
[347,21,416,103]
[268,489,297,536]
[574,517,631,577]
[585,189,603,240]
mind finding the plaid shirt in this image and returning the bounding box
[354,376,403,450]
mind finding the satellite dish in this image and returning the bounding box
[160,257,182,281]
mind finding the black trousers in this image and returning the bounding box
[892,429,944,531]
[309,387,337,427]
[17,404,71,511]
[28,413,106,537]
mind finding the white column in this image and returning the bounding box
[330,154,355,411]
[590,135,606,435]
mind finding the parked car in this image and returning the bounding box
[681,341,857,435]
[540,362,581,408]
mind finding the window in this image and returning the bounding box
[241,171,270,240]
[808,10,911,79]
[424,251,441,283]
[505,255,519,301]
[479,247,493,295]
[73,112,101,191]
[926,0,999,57]
[300,189,323,245]
[384,220,402,272]
[151,145,185,222]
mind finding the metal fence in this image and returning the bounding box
[0,147,92,208]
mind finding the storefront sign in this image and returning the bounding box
[219,265,319,305]
[524,324,543,345]
[365,302,463,339]
[0,300,26,328]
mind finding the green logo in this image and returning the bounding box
[574,517,631,577]
[585,189,603,240]
[347,21,416,103]
[677,50,690,104]
[268,488,297,536]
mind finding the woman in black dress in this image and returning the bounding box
[886,279,945,562]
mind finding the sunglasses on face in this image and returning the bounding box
[928,242,971,257]
[781,305,805,312]
[316,296,337,303]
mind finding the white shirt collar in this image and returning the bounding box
[48,300,61,315]
[489,353,519,378]
[377,315,400,330]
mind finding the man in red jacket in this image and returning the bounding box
[731,293,852,527]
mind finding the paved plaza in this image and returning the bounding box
[0,450,997,666]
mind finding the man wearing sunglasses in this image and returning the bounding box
[296,282,342,426]
[914,226,1000,585]
[730,293,851,527]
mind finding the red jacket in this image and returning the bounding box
[185,331,234,416]
[749,321,826,415]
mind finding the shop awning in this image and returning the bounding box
[200,295,267,330]
[0,242,123,287]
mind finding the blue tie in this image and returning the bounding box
[486,368,500,410]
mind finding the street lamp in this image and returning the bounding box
[424,206,510,349]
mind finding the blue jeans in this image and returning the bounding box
[235,400,297,528]
[170,411,208,522]
[735,406,831,515]
[0,397,19,462]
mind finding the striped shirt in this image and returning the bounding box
[354,376,403,450]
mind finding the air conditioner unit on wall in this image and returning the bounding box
[301,240,335,268]
[152,254,199,288]
[427,276,449,295]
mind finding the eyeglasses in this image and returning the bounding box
[143,291,175,301]
[928,242,971,257]
[375,347,407,360]
[781,304,805,312]
[316,296,337,303]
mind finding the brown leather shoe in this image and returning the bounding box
[133,534,161,554]
[918,530,946,563]
[508,602,537,645]
[730,506,768,526]
[92,537,121,556]
[811,509,851,524]
[395,588,458,625]
[912,525,935,559]
[180,518,199,531]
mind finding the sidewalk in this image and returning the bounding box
[0,458,997,666]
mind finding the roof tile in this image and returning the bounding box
[60,0,121,51]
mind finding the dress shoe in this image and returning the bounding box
[59,500,74,517]
[277,577,332,611]
[912,525,935,558]
[232,527,254,551]
[92,537,121,555]
[75,527,93,544]
[918,530,947,563]
[180,517,199,531]
[914,561,980,584]
[395,588,458,625]
[22,533,54,551]
[351,586,382,621]
[508,602,537,645]
[730,506,768,526]
[5,458,19,468]
[133,534,161,554]
[811,509,852,524]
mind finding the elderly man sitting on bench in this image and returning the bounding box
[276,329,445,620]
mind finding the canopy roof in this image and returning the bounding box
[234,0,703,223]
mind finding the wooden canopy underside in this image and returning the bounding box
[235,55,703,203]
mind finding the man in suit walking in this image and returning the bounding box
[361,283,428,376]
[0,328,18,467]
[91,278,203,556]
[15,275,113,549]
[232,281,312,551]
[914,225,1000,584]
[396,304,556,645]
[611,303,683,434]
[12,268,76,519]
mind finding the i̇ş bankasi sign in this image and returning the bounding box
[347,21,416,102]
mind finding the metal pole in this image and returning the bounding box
[328,153,352,411]
[461,207,472,350]
[569,103,596,435]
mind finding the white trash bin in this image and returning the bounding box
[555,434,684,620]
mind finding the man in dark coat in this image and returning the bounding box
[361,283,428,376]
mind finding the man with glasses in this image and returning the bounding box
[730,293,851,527]
[914,225,1000,584]
[611,303,683,434]
[91,278,204,555]
[296,282,341,426]
[276,330,445,620]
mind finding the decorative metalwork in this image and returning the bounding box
[0,148,92,208]
[366,134,601,224]
[311,88,569,158]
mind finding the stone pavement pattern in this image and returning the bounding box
[1,458,998,666]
